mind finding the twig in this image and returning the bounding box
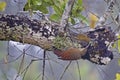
[42,50,46,80]
[59,61,72,80]
[22,61,33,80]
[97,0,115,27]
[46,54,56,80]
[15,49,26,80]
[76,61,81,80]
[60,0,75,32]
[21,59,39,80]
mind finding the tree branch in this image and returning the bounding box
[0,0,76,50]
[60,0,75,32]
[0,14,60,50]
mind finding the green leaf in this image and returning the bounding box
[34,0,42,6]
[69,18,75,24]
[50,14,60,22]
[116,73,120,80]
[0,1,6,11]
[78,14,88,24]
[37,5,48,13]
[53,5,62,16]
[118,59,120,66]
[117,34,120,53]
[24,0,85,24]
[78,0,82,5]
[114,34,120,53]
[44,0,50,2]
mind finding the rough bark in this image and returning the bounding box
[0,14,60,50]
[0,0,76,50]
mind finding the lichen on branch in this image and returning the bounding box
[0,13,60,50]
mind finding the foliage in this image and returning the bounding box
[115,73,120,80]
[117,34,120,53]
[88,12,99,28]
[0,1,6,11]
[24,0,87,24]
[113,34,120,53]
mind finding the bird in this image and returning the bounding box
[52,46,88,60]
[75,33,90,42]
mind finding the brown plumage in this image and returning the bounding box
[53,47,87,60]
[75,34,90,42]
